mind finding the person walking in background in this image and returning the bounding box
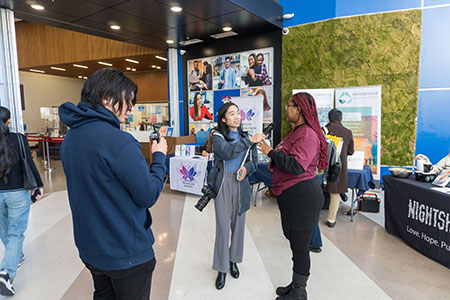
[208,102,265,290]
[258,92,327,300]
[219,57,236,89]
[0,107,43,296]
[59,69,167,300]
[324,109,354,228]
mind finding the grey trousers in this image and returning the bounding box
[213,172,246,273]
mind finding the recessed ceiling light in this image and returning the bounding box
[156,66,161,69]
[73,64,88,69]
[155,55,167,61]
[78,75,83,79]
[125,58,139,64]
[98,61,113,67]
[223,26,232,32]
[110,25,120,30]
[166,40,174,44]
[50,67,66,71]
[31,4,45,10]
[126,67,131,71]
[151,65,156,68]
[170,6,182,12]
[83,76,88,79]
[131,68,136,72]
[29,69,45,73]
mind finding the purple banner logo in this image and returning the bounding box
[240,108,255,121]
[179,165,198,182]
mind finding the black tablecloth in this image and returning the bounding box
[384,175,450,269]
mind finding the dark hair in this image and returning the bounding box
[328,108,343,122]
[225,56,231,62]
[256,53,264,61]
[0,107,17,184]
[205,63,212,75]
[193,93,202,120]
[248,53,256,65]
[215,102,245,142]
[81,68,137,115]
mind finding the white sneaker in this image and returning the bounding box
[0,270,15,296]
[18,255,25,268]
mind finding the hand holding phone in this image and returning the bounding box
[31,188,41,203]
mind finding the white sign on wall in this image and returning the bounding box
[292,89,334,127]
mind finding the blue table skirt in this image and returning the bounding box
[248,163,375,194]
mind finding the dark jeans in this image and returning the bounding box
[310,223,322,248]
[84,258,156,300]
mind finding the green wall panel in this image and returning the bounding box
[282,10,422,165]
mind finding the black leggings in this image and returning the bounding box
[287,229,314,276]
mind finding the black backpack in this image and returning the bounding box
[322,127,342,184]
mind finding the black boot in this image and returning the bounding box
[275,282,292,296]
[275,273,308,300]
[230,262,240,278]
[215,272,226,290]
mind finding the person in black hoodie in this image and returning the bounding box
[0,107,43,296]
[59,69,167,300]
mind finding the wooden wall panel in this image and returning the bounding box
[127,71,168,103]
[16,22,160,69]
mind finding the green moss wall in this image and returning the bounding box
[282,10,422,166]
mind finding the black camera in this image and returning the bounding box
[195,185,216,212]
[150,123,161,142]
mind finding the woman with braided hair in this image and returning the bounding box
[258,92,328,300]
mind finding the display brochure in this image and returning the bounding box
[348,151,365,170]
[432,170,450,187]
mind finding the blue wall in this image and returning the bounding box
[279,0,450,169]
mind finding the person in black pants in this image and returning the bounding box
[258,93,328,300]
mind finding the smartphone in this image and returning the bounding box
[31,189,41,203]
[236,169,243,181]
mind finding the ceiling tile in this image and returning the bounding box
[14,0,106,20]
[113,0,202,27]
[80,8,167,35]
[156,0,242,19]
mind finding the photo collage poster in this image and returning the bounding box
[187,47,274,136]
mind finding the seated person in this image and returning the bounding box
[415,151,450,173]
[202,129,215,157]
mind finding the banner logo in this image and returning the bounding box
[240,108,255,121]
[179,165,198,182]
[338,92,352,104]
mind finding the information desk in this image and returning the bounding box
[384,175,450,269]
[169,156,208,195]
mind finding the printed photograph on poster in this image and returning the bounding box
[335,86,381,178]
[189,91,213,122]
[188,58,213,91]
[240,49,273,87]
[231,96,263,137]
[213,89,241,122]
[189,122,215,137]
[241,86,273,123]
[292,88,334,127]
[212,54,240,90]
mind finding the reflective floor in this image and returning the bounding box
[1,154,449,299]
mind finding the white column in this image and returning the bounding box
[168,48,180,136]
[0,8,23,133]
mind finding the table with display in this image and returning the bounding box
[249,164,375,220]
[169,156,209,195]
[383,175,450,269]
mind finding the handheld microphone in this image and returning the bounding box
[249,123,276,150]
